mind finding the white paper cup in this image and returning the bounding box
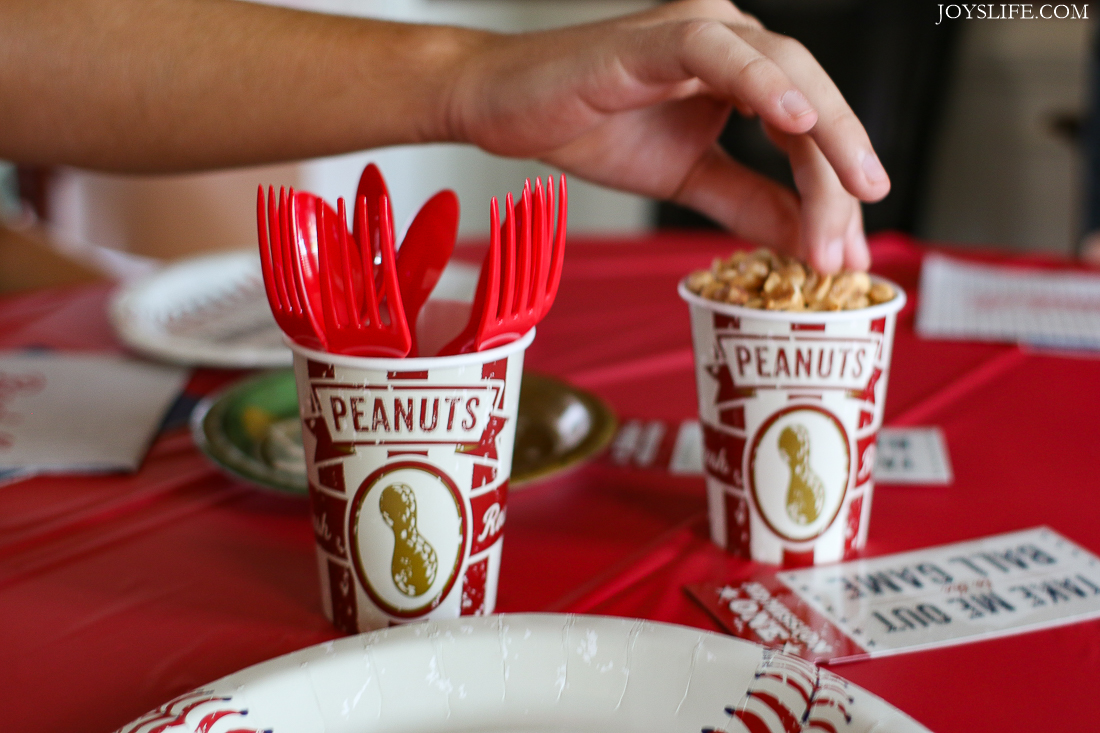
[288,330,534,632]
[679,279,906,567]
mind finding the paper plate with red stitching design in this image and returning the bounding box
[110,251,483,368]
[115,614,930,733]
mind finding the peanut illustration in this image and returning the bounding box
[778,425,825,525]
[379,483,438,597]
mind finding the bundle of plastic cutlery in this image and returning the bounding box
[256,164,567,358]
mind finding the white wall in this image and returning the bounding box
[921,19,1092,255]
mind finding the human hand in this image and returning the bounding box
[446,0,889,273]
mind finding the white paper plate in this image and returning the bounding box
[109,251,481,368]
[110,251,290,368]
[115,614,930,733]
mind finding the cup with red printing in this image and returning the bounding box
[678,274,906,567]
[289,328,532,632]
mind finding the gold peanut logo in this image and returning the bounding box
[749,406,850,543]
[350,461,467,619]
[379,483,438,597]
[777,425,824,525]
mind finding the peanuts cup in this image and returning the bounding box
[679,278,906,567]
[288,330,533,632]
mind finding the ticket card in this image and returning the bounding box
[0,352,188,474]
[873,427,953,485]
[686,527,1100,664]
[917,254,1100,350]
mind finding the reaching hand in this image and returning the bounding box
[446,0,889,273]
[1,0,886,273]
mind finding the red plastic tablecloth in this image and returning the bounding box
[1,233,1098,733]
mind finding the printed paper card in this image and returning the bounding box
[686,527,1100,664]
[874,427,953,485]
[0,352,189,474]
[917,254,1100,349]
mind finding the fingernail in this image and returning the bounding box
[780,90,814,119]
[862,151,888,185]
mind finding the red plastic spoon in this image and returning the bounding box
[398,190,459,356]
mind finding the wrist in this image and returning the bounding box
[398,23,495,145]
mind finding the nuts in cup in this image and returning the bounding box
[685,248,896,311]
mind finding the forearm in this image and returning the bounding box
[0,0,482,172]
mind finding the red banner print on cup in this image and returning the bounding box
[717,333,882,392]
[461,557,489,615]
[327,558,358,634]
[470,481,508,555]
[702,425,745,489]
[313,383,504,445]
[310,486,348,558]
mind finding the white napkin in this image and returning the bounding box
[0,352,189,475]
[917,254,1100,350]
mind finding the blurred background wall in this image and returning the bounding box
[657,0,1092,258]
[6,0,1097,273]
[921,15,1091,255]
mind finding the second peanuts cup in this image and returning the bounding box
[679,253,906,567]
[289,331,533,632]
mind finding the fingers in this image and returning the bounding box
[785,132,868,273]
[642,0,763,29]
[676,128,870,273]
[636,1,889,204]
[673,144,801,255]
[620,17,888,205]
[735,26,889,204]
[619,19,818,136]
[843,200,870,272]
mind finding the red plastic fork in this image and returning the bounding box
[316,194,412,357]
[354,162,459,356]
[256,186,326,350]
[438,175,567,355]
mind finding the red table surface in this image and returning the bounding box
[1,233,1098,733]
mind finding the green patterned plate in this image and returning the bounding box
[191,369,616,495]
